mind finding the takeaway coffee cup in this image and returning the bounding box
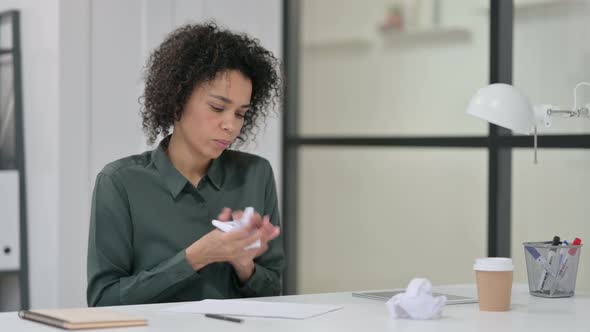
[473,258,514,311]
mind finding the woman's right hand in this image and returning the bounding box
[184,216,262,271]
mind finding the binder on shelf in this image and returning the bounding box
[0,170,20,271]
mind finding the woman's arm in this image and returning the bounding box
[87,172,198,306]
[231,161,285,297]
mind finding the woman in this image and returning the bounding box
[87,22,284,306]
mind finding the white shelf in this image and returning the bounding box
[381,27,470,45]
[516,0,587,9]
[302,27,470,51]
[481,0,589,15]
[303,37,372,51]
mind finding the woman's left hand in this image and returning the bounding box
[217,208,281,283]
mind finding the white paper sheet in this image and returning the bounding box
[161,299,343,320]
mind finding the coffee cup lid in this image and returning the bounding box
[473,257,514,271]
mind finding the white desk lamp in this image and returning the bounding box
[466,82,590,163]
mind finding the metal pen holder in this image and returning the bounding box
[523,242,583,298]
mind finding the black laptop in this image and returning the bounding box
[352,290,478,304]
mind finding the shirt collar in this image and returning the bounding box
[207,154,224,190]
[152,136,225,198]
[152,139,187,199]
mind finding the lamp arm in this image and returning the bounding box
[529,82,590,165]
[547,109,579,117]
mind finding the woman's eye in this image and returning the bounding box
[235,113,245,119]
[210,105,224,111]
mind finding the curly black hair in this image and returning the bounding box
[140,21,282,146]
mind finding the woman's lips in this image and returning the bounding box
[213,139,230,148]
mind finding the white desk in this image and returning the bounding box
[1,284,589,331]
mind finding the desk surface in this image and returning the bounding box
[2,284,589,331]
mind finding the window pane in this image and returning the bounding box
[514,0,590,134]
[299,0,489,137]
[297,147,487,293]
[0,15,13,50]
[0,54,15,170]
[512,149,590,292]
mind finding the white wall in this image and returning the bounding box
[57,0,91,309]
[0,0,60,310]
[1,0,282,310]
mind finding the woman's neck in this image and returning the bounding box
[166,133,210,187]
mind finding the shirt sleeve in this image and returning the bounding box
[232,160,285,297]
[86,172,196,306]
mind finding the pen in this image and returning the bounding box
[557,240,569,271]
[205,314,244,324]
[526,246,556,278]
[538,236,561,291]
[556,238,582,281]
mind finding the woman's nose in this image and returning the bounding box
[221,113,236,133]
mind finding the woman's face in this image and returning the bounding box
[175,70,252,160]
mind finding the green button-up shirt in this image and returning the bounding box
[87,140,284,306]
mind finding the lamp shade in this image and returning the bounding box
[466,83,535,134]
